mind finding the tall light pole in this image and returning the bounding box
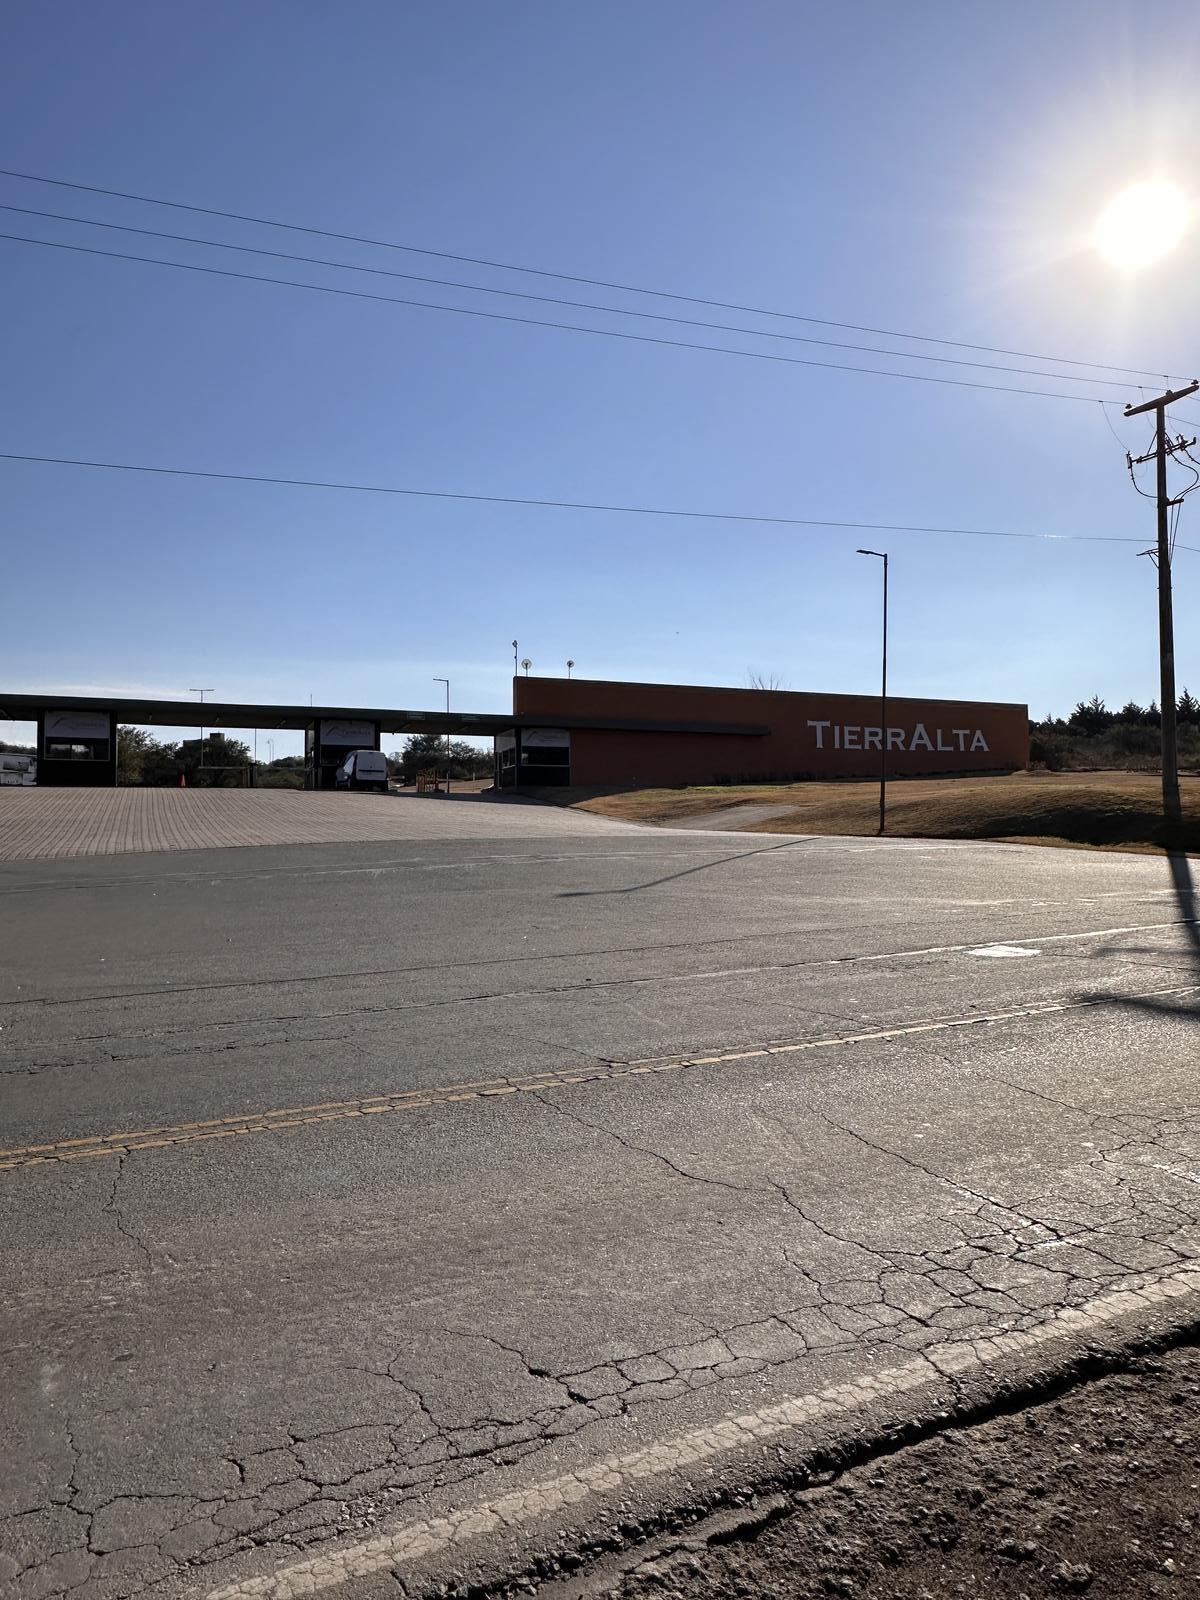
[1124,380,1199,829]
[855,551,888,836]
[512,640,519,676]
[189,688,213,781]
[433,677,450,794]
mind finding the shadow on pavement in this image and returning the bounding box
[1086,848,1200,1019]
[558,836,816,897]
[1168,847,1200,955]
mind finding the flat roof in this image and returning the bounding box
[518,675,1028,713]
[0,693,767,740]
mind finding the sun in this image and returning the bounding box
[1094,180,1190,270]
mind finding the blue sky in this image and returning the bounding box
[4,0,1200,755]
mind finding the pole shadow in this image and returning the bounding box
[1085,848,1200,1020]
[558,836,819,897]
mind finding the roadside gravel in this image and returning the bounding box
[602,1345,1200,1600]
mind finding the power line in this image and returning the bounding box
[0,164,1183,387]
[0,202,1143,393]
[3,449,1193,552]
[0,230,1147,406]
[1098,400,1135,455]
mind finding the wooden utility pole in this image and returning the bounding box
[1125,381,1199,830]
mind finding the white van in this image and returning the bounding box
[335,749,390,793]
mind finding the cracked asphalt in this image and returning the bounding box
[2,797,1199,1599]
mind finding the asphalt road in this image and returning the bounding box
[2,796,1199,1600]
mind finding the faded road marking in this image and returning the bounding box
[5,981,1198,1175]
[968,944,1041,958]
[204,1267,1200,1599]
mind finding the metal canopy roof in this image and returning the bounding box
[0,692,767,740]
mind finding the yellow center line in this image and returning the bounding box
[4,982,1197,1174]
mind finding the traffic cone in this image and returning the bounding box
[179,772,187,788]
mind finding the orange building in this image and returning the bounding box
[505,676,1028,788]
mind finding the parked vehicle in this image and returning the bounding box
[334,749,389,793]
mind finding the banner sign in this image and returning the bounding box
[44,711,111,741]
[319,719,375,747]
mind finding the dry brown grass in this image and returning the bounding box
[558,771,1200,853]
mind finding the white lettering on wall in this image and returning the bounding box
[806,720,994,756]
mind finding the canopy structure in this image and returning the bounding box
[0,692,766,739]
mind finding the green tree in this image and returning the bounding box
[395,733,444,784]
[116,726,156,785]
[256,754,305,790]
[1177,688,1200,726]
[395,734,493,784]
[1067,695,1114,736]
[178,732,252,786]
[1118,701,1146,724]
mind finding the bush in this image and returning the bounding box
[1028,718,1200,773]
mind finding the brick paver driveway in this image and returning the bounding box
[0,788,636,860]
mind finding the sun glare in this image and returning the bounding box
[1094,179,1190,270]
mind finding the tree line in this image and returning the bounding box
[1031,693,1200,771]
[1035,691,1200,736]
[118,728,256,786]
[386,733,493,785]
[112,728,494,786]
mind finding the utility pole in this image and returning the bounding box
[1124,380,1199,829]
[856,550,888,835]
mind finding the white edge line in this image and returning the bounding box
[204,1268,1200,1599]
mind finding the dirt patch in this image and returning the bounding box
[600,1345,1200,1600]
[554,772,1200,854]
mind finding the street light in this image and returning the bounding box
[189,688,213,782]
[855,551,888,836]
[433,677,450,794]
[512,640,519,675]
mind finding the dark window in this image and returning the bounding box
[44,739,110,762]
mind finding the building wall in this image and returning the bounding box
[513,678,1029,787]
